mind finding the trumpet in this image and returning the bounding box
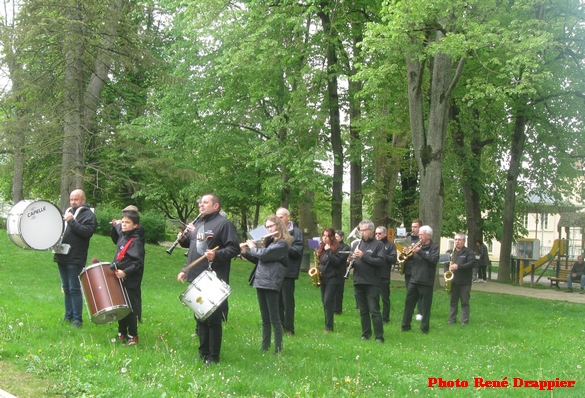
[397,240,423,275]
[167,213,202,255]
[445,250,455,293]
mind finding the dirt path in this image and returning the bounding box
[390,272,585,304]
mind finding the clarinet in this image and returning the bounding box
[166,213,202,255]
[344,240,361,279]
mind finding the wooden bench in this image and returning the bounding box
[548,269,583,290]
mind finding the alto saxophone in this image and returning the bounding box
[397,240,423,275]
[309,249,321,287]
[444,250,455,293]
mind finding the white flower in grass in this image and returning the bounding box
[18,322,23,327]
[121,367,127,373]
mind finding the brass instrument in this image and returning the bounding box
[397,240,423,275]
[445,250,455,293]
[309,249,321,287]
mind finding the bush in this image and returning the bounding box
[93,204,166,245]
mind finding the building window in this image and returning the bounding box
[542,213,549,230]
[523,214,529,229]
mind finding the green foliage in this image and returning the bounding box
[93,204,167,244]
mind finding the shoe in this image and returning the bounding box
[415,314,423,321]
[285,331,295,337]
[375,338,384,344]
[580,289,584,294]
[566,289,573,293]
[473,279,479,283]
[62,317,72,323]
[323,329,333,333]
[125,335,138,346]
[447,321,455,325]
[117,333,127,342]
[334,311,342,315]
[72,320,82,328]
[360,336,370,341]
[204,359,219,366]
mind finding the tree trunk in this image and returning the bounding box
[498,106,527,282]
[318,9,343,230]
[60,0,87,210]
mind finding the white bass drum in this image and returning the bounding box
[6,200,64,250]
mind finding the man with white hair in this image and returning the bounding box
[401,225,439,334]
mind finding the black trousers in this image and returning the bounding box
[354,284,384,341]
[118,287,141,337]
[279,277,296,334]
[380,277,391,323]
[196,300,227,363]
[402,283,434,333]
[334,279,345,313]
[404,274,424,315]
[320,283,340,331]
[257,288,282,353]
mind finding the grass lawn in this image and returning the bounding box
[0,232,583,397]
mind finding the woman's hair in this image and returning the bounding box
[265,215,292,247]
[318,228,338,256]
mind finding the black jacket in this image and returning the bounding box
[379,237,397,279]
[352,237,386,286]
[53,204,97,266]
[180,211,240,283]
[409,240,440,286]
[284,223,304,279]
[445,246,476,286]
[111,227,145,290]
[319,246,349,285]
[403,234,420,276]
[570,261,585,278]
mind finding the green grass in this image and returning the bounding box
[1,233,584,397]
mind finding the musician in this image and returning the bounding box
[401,225,439,334]
[241,215,292,354]
[176,194,239,365]
[275,208,304,336]
[111,205,146,322]
[375,227,397,324]
[318,228,349,332]
[110,211,145,345]
[445,234,476,325]
[351,220,386,343]
[403,220,424,321]
[53,189,97,328]
[334,230,350,314]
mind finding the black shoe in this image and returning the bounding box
[375,338,384,344]
[360,336,370,341]
[72,320,82,328]
[204,359,219,366]
[566,289,573,293]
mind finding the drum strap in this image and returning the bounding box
[117,237,135,261]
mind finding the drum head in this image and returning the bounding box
[7,200,64,250]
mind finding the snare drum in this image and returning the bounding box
[179,270,231,321]
[6,200,64,250]
[79,262,132,324]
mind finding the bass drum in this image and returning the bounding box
[6,200,64,250]
[79,262,132,324]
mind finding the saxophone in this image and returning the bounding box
[445,250,455,293]
[309,249,321,287]
[397,240,423,275]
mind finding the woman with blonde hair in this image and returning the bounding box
[241,215,292,354]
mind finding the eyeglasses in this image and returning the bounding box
[265,224,276,229]
[375,232,383,235]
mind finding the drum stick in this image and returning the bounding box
[183,246,220,271]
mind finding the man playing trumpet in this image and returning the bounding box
[445,234,476,326]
